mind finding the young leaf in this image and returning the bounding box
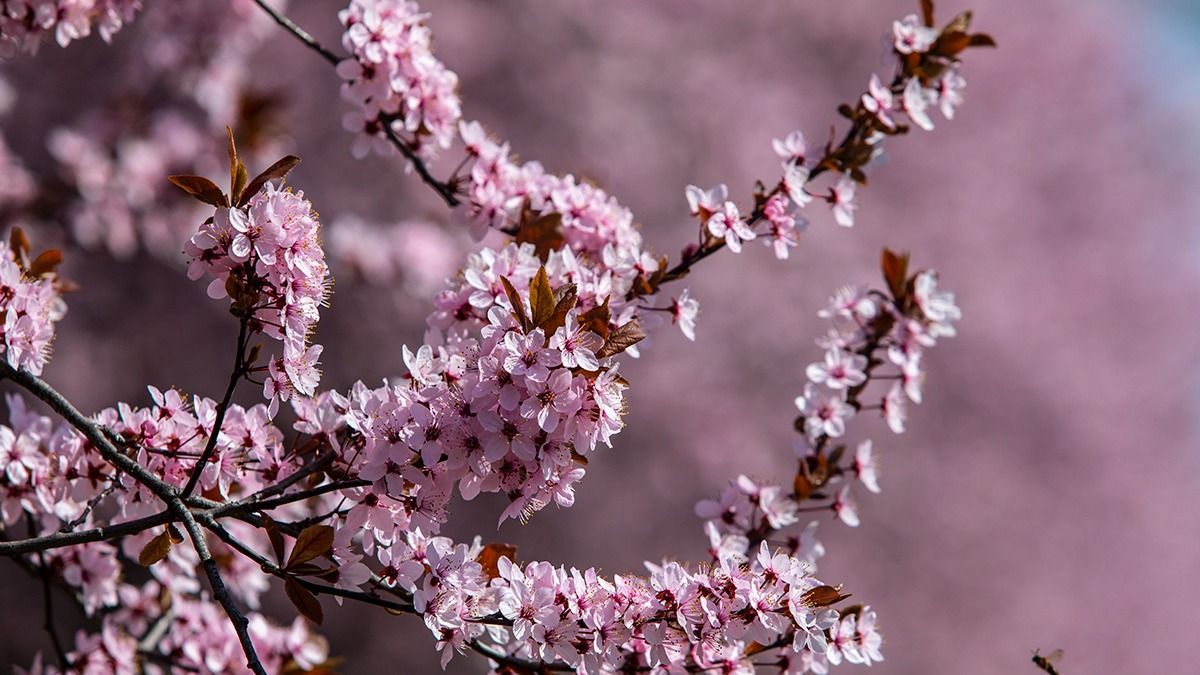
[515,211,565,261]
[8,227,29,261]
[969,33,997,48]
[168,175,229,207]
[284,579,324,625]
[581,299,611,340]
[262,515,286,565]
[528,266,556,329]
[541,283,578,337]
[800,585,851,608]
[237,155,301,207]
[27,250,63,278]
[596,319,646,359]
[920,0,935,26]
[286,524,334,568]
[499,275,530,332]
[880,248,910,301]
[475,543,518,581]
[226,127,239,195]
[943,9,972,34]
[934,31,972,57]
[138,530,174,567]
[793,472,814,501]
[233,161,249,205]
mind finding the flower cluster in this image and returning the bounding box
[1,391,334,674]
[454,122,703,342]
[0,237,65,375]
[328,259,629,532]
[0,0,141,55]
[185,180,331,401]
[338,0,463,160]
[409,536,875,672]
[693,257,960,586]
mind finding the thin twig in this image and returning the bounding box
[182,317,249,497]
[251,0,341,65]
[0,510,173,556]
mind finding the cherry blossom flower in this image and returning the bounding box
[670,288,700,341]
[806,348,869,390]
[861,74,896,130]
[854,440,881,494]
[828,176,858,227]
[893,14,938,54]
[706,200,756,253]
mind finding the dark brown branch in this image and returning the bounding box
[251,0,342,65]
[0,510,172,556]
[170,501,268,675]
[0,362,178,503]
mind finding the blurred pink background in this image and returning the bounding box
[3,0,1200,673]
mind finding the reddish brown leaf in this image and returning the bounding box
[285,579,324,625]
[237,155,301,207]
[801,585,851,608]
[287,524,334,568]
[475,543,518,580]
[168,175,229,207]
[27,250,63,278]
[8,227,29,261]
[233,161,249,206]
[920,0,935,26]
[540,283,578,337]
[580,299,611,340]
[515,211,565,261]
[528,266,556,329]
[880,248,910,301]
[935,31,971,57]
[226,127,239,194]
[138,530,174,567]
[793,472,814,501]
[596,319,646,359]
[499,275,530,332]
[969,32,997,48]
[262,515,286,565]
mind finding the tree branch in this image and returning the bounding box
[0,362,179,503]
[251,0,341,66]
[169,500,268,675]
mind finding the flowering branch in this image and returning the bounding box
[0,2,993,673]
